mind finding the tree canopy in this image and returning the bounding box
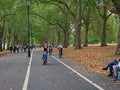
[0,0,120,53]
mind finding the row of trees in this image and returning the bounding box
[0,0,120,54]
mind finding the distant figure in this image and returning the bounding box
[24,46,27,52]
[43,43,48,52]
[48,44,52,55]
[16,45,19,53]
[9,46,13,53]
[13,46,17,53]
[57,43,63,58]
[42,43,48,62]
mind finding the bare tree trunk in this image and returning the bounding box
[2,20,6,50]
[75,0,82,49]
[7,27,12,49]
[0,20,5,51]
[63,20,69,48]
[63,30,69,48]
[101,0,120,54]
[101,6,107,46]
[115,16,120,55]
[61,4,70,48]
[56,30,61,45]
[73,32,76,46]
[111,0,120,12]
[0,27,3,51]
[52,31,55,47]
[83,24,89,47]
[16,32,19,45]
[3,31,6,50]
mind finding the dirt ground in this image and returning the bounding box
[54,45,119,75]
[0,50,10,57]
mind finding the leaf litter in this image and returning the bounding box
[54,45,118,75]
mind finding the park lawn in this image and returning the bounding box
[0,50,10,57]
[54,45,119,75]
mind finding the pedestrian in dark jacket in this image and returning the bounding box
[9,46,13,53]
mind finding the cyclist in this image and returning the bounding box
[42,43,48,63]
[57,43,63,58]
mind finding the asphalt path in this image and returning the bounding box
[0,52,29,90]
[0,48,120,90]
[27,49,102,90]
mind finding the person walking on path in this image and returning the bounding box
[9,46,13,53]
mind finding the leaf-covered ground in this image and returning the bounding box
[54,45,119,75]
[0,50,10,57]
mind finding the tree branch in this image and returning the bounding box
[106,12,112,19]
[51,0,76,18]
[31,12,64,30]
[0,13,16,22]
[100,3,119,15]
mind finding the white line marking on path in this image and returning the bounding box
[52,56,104,90]
[22,50,33,90]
